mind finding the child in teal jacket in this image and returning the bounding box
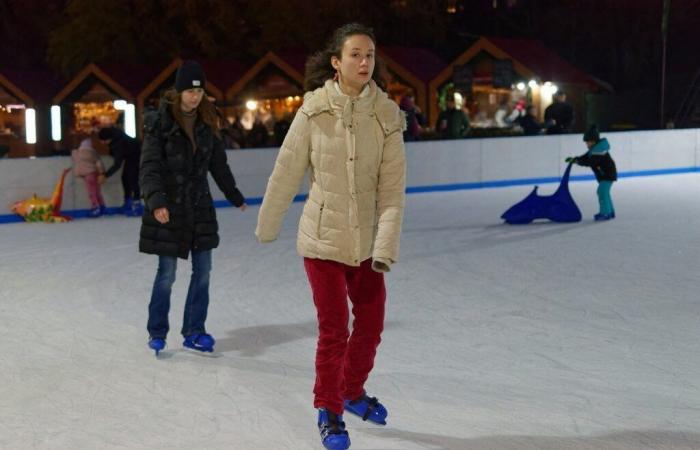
[566,125,617,221]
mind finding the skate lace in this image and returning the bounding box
[320,414,347,438]
[350,394,380,421]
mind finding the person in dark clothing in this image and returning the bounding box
[218,115,246,149]
[566,125,617,221]
[139,60,247,355]
[98,126,142,216]
[273,115,292,146]
[544,91,574,134]
[517,105,545,136]
[436,97,469,139]
[399,94,423,141]
[247,116,269,147]
[228,116,247,148]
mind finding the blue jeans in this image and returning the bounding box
[147,250,212,339]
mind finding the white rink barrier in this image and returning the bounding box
[1,129,698,222]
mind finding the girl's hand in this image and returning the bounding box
[154,207,170,224]
[238,203,247,212]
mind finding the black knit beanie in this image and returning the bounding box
[583,125,600,142]
[175,60,206,93]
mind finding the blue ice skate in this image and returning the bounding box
[122,198,133,215]
[88,205,105,218]
[318,409,350,450]
[183,333,215,352]
[130,199,144,216]
[124,198,143,216]
[343,392,387,425]
[148,338,165,356]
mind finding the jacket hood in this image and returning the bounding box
[589,137,610,154]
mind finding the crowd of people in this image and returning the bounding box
[66,82,576,225]
[187,86,578,151]
[397,89,576,141]
[66,87,576,224]
[221,109,293,149]
[68,89,574,175]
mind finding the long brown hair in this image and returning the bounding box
[162,88,222,138]
[304,23,386,92]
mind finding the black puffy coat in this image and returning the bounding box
[139,102,245,259]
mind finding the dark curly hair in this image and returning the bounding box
[304,23,386,92]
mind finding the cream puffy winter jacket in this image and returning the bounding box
[255,80,406,272]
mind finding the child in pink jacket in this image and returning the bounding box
[71,136,106,217]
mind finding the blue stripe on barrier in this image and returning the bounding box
[0,215,24,224]
[0,206,125,223]
[212,194,307,209]
[1,167,697,224]
[406,166,699,194]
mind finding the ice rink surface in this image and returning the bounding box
[1,174,699,450]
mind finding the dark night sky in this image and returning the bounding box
[1,0,699,118]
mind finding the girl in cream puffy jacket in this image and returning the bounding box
[255,22,405,450]
[255,78,405,270]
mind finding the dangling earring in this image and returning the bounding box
[333,71,339,81]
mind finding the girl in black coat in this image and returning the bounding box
[139,61,246,355]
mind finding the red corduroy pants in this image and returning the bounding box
[303,257,386,415]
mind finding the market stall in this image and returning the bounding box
[0,69,60,157]
[429,37,608,135]
[379,46,446,126]
[53,63,137,151]
[224,52,305,147]
[0,82,31,157]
